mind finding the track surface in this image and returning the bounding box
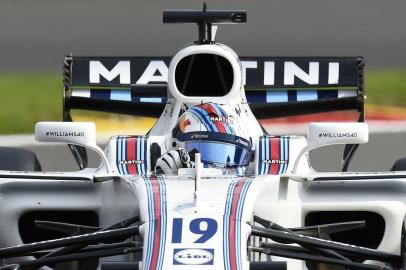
[1,0,406,71]
[15,132,406,172]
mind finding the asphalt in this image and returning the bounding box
[0,0,406,72]
[17,131,406,172]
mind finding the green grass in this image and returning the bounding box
[365,69,406,106]
[0,70,405,134]
[0,73,61,134]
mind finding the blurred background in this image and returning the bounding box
[0,0,406,170]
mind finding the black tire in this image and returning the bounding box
[391,157,406,171]
[0,147,41,171]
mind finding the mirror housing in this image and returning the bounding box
[35,122,110,173]
[291,122,369,174]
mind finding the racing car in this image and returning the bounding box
[1,5,406,270]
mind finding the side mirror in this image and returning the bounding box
[35,122,110,173]
[291,122,368,174]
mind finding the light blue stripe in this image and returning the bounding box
[141,138,145,175]
[282,137,288,174]
[117,137,122,174]
[211,103,223,116]
[265,138,270,174]
[223,122,232,135]
[278,138,284,175]
[110,89,131,101]
[281,137,287,173]
[140,97,163,103]
[266,90,288,103]
[284,137,289,173]
[297,90,318,101]
[136,138,141,175]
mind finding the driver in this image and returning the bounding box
[155,103,252,175]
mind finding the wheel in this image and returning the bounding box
[391,157,406,171]
[0,147,41,171]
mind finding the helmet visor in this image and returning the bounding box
[184,141,251,166]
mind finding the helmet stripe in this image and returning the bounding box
[190,107,216,132]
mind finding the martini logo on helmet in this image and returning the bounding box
[209,116,233,124]
[173,248,214,265]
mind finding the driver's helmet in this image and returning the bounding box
[175,103,252,174]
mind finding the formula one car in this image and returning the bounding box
[1,5,406,270]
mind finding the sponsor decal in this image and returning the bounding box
[178,149,190,164]
[173,248,214,265]
[87,59,342,86]
[318,132,358,138]
[119,159,143,165]
[209,116,233,124]
[45,131,85,137]
[179,116,192,133]
[236,138,249,148]
[262,159,287,164]
[190,133,209,139]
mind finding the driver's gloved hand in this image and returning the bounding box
[155,148,194,174]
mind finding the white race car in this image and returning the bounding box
[1,5,406,270]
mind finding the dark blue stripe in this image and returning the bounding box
[317,90,338,99]
[258,137,264,174]
[287,90,297,102]
[90,90,111,100]
[246,92,267,103]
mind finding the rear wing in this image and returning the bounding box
[63,56,364,122]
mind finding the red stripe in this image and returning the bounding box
[126,138,138,175]
[228,178,246,270]
[213,121,226,133]
[200,104,227,133]
[270,137,280,175]
[150,176,161,270]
